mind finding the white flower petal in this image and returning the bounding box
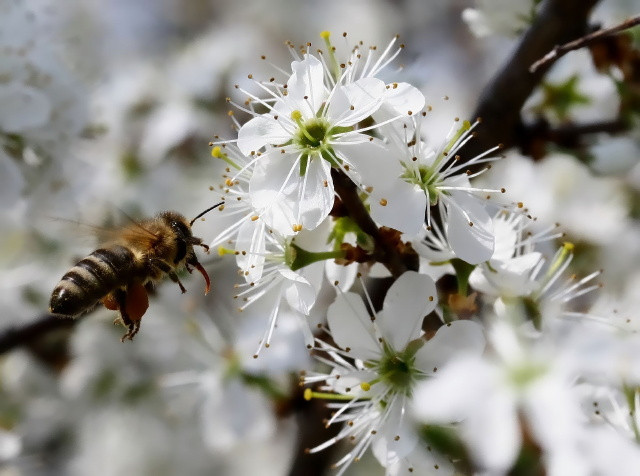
[469,252,542,297]
[382,82,425,116]
[378,396,419,459]
[297,156,334,231]
[462,388,520,473]
[254,191,298,237]
[280,268,317,315]
[237,115,289,154]
[446,191,494,264]
[326,260,358,292]
[584,426,640,476]
[327,292,380,361]
[412,356,490,423]
[327,77,386,126]
[325,231,358,291]
[491,214,520,261]
[414,320,485,372]
[370,180,426,237]
[379,271,437,350]
[250,152,300,216]
[287,55,327,116]
[295,311,316,350]
[235,218,267,282]
[327,368,378,396]
[334,137,401,188]
[373,441,455,475]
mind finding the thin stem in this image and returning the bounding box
[460,0,601,165]
[530,14,640,73]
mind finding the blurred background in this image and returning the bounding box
[1,0,639,474]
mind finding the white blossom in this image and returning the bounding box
[303,271,484,474]
[229,35,424,235]
[413,321,588,475]
[370,114,504,262]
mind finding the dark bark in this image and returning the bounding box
[461,0,601,164]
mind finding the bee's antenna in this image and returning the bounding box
[190,202,224,227]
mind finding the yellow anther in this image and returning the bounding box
[293,223,303,232]
[211,146,222,158]
[379,198,388,206]
[218,246,234,256]
[251,215,259,221]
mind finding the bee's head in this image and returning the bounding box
[158,207,217,294]
[158,211,193,240]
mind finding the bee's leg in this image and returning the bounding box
[168,271,187,294]
[189,236,210,253]
[187,257,211,295]
[125,321,141,341]
[120,282,148,342]
[113,288,136,342]
[150,259,186,294]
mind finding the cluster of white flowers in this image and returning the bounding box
[3,5,640,473]
[197,32,640,475]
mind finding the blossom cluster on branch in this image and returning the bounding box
[2,1,640,474]
[201,32,640,475]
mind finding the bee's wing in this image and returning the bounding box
[117,219,160,248]
[47,216,117,243]
[48,210,158,246]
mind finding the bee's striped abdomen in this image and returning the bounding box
[49,245,136,317]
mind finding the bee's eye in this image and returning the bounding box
[170,220,191,239]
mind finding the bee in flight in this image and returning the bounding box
[49,203,223,342]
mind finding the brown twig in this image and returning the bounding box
[460,0,601,163]
[287,396,341,476]
[519,117,629,159]
[331,169,418,278]
[0,314,78,354]
[530,14,640,73]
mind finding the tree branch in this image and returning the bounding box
[461,0,601,163]
[0,314,78,355]
[331,170,418,278]
[287,395,341,476]
[519,117,629,159]
[530,14,640,73]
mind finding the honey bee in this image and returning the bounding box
[49,203,223,341]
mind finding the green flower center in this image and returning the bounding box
[378,354,413,388]
[295,118,330,150]
[289,110,353,176]
[507,361,548,390]
[372,339,424,396]
[290,109,332,153]
[402,165,441,206]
